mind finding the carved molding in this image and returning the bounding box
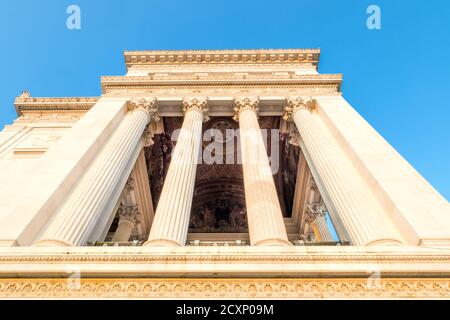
[0,278,449,298]
[14,95,98,116]
[17,113,83,122]
[1,247,449,264]
[124,48,321,68]
[102,73,341,83]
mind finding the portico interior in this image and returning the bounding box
[102,113,339,246]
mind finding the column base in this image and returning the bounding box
[365,239,405,246]
[0,240,19,247]
[252,238,293,246]
[33,239,74,247]
[143,238,183,247]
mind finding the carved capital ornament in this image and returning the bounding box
[305,204,327,223]
[128,97,160,122]
[182,97,209,122]
[118,205,141,225]
[283,97,315,121]
[232,96,260,121]
[124,176,136,193]
[142,125,155,147]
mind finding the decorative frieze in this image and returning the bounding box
[0,278,449,298]
[102,73,341,83]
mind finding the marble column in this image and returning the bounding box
[145,98,208,246]
[233,97,291,246]
[34,98,159,246]
[303,177,334,242]
[284,97,404,246]
[112,205,141,242]
[305,204,334,242]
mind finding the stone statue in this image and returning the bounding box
[229,206,246,231]
[202,206,216,231]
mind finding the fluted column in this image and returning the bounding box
[112,205,141,242]
[145,98,208,246]
[233,97,291,246]
[304,176,334,241]
[284,97,404,246]
[305,204,334,242]
[34,98,159,246]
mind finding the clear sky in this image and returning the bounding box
[0,0,449,200]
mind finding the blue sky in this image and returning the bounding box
[0,0,449,200]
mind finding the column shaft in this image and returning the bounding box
[235,98,290,246]
[286,98,404,246]
[34,98,158,246]
[145,98,207,246]
[112,205,140,242]
[313,214,334,242]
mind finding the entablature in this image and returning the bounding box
[0,246,449,278]
[13,95,339,118]
[14,93,98,117]
[124,49,321,70]
[101,73,342,95]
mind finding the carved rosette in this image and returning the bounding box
[118,205,141,226]
[182,97,209,122]
[232,97,260,122]
[128,97,160,122]
[283,97,315,122]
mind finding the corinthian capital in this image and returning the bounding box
[128,97,160,122]
[182,97,209,122]
[232,97,260,121]
[308,177,318,192]
[118,205,141,225]
[124,176,136,193]
[283,97,315,121]
[304,204,325,223]
[142,124,155,147]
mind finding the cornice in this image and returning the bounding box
[124,48,321,70]
[0,246,449,266]
[101,74,342,93]
[14,95,99,116]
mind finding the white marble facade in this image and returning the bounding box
[0,49,449,298]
